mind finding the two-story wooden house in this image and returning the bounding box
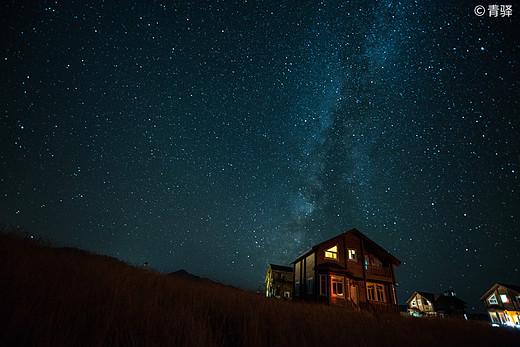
[265,264,293,299]
[480,283,520,327]
[406,290,466,318]
[291,228,401,312]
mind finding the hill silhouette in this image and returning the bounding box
[1,228,518,346]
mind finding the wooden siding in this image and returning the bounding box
[345,232,363,278]
[316,238,345,267]
[291,229,400,313]
[366,265,393,281]
[305,253,315,295]
[483,284,520,311]
[294,261,302,297]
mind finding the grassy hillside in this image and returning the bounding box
[0,230,518,346]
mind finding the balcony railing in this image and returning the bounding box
[366,265,392,278]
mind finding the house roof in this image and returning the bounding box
[479,283,520,301]
[406,291,436,305]
[291,228,401,266]
[269,264,293,272]
[406,291,466,310]
[434,294,466,310]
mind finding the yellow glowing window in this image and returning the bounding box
[348,249,356,260]
[325,246,338,259]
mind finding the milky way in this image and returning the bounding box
[1,1,518,311]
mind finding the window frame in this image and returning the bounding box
[367,282,385,302]
[319,275,327,296]
[348,249,357,261]
[367,283,375,301]
[489,312,499,323]
[488,293,498,305]
[325,245,338,260]
[307,277,314,295]
[331,276,344,297]
[375,284,385,302]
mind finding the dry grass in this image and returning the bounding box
[0,229,518,346]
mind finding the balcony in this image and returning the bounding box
[366,265,392,278]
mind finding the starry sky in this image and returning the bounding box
[1,1,518,312]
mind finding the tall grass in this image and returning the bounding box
[1,229,518,346]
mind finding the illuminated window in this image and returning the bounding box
[348,249,357,261]
[325,246,338,259]
[488,294,498,305]
[424,300,430,306]
[500,294,509,303]
[331,277,344,297]
[417,299,422,306]
[489,312,499,323]
[411,299,417,307]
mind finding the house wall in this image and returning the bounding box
[344,232,363,277]
[316,238,346,268]
[293,254,317,299]
[274,270,293,298]
[294,261,301,297]
[293,230,399,312]
[485,286,520,311]
[266,267,294,299]
[413,294,434,313]
[305,253,315,295]
[313,233,396,307]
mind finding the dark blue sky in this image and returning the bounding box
[1,1,518,312]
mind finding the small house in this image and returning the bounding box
[480,283,520,327]
[406,290,466,318]
[291,228,401,313]
[265,264,293,299]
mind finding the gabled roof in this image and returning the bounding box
[269,264,293,272]
[406,291,436,305]
[480,283,520,301]
[406,291,466,310]
[291,228,401,266]
[434,294,466,310]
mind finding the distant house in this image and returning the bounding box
[265,264,293,299]
[291,228,401,313]
[406,290,466,318]
[480,283,520,327]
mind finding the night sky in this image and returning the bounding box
[1,1,518,312]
